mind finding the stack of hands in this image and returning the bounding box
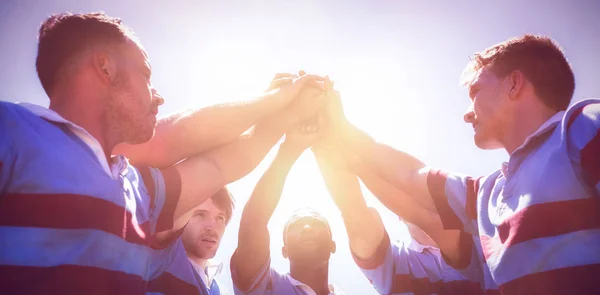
[262,70,350,164]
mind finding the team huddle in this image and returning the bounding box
[0,12,599,295]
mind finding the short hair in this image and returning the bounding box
[211,187,235,224]
[283,207,331,243]
[461,34,575,111]
[36,12,137,97]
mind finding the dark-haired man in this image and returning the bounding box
[147,188,235,295]
[0,12,326,294]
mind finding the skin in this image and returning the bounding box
[182,198,228,267]
[232,107,335,295]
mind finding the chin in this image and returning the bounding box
[473,136,503,150]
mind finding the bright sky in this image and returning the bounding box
[1,0,599,294]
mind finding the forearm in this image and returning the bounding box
[340,121,428,197]
[234,146,302,280]
[240,146,302,230]
[115,99,278,168]
[204,112,295,183]
[354,162,437,219]
[313,149,384,259]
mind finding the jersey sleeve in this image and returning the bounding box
[565,99,600,196]
[427,169,481,235]
[230,255,284,295]
[353,231,450,294]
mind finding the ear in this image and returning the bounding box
[330,241,336,254]
[92,50,117,85]
[281,245,288,259]
[506,70,525,101]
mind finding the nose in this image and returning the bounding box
[302,224,312,232]
[153,89,165,106]
[463,104,475,124]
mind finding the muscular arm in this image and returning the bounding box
[115,99,280,168]
[352,163,464,265]
[231,144,304,290]
[341,123,435,212]
[115,73,324,168]
[313,147,385,260]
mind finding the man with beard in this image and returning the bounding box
[0,12,326,294]
[147,188,234,295]
[230,117,343,295]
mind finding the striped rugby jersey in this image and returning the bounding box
[230,257,344,295]
[0,101,183,294]
[427,99,600,294]
[353,231,484,295]
[147,239,210,295]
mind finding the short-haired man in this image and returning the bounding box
[326,35,600,294]
[147,188,234,295]
[0,12,326,294]
[230,120,343,295]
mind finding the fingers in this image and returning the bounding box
[295,74,326,91]
[268,76,294,90]
[272,72,296,81]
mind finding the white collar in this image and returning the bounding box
[18,102,127,179]
[188,258,223,287]
[285,274,343,295]
[514,111,564,153]
[501,111,564,176]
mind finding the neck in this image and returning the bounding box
[502,102,557,155]
[49,87,114,162]
[290,261,330,295]
[188,254,208,269]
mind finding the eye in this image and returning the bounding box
[216,215,226,224]
[194,211,205,218]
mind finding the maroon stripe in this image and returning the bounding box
[0,193,151,246]
[499,264,600,295]
[352,231,390,270]
[156,167,182,232]
[465,177,480,220]
[440,280,484,295]
[137,165,156,210]
[147,272,200,295]
[391,275,441,295]
[496,197,600,249]
[427,169,463,230]
[485,290,501,295]
[0,264,146,295]
[581,129,600,187]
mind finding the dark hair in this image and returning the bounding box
[462,34,575,111]
[211,187,235,224]
[36,12,135,97]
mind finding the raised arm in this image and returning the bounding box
[324,91,436,212]
[351,161,466,266]
[312,145,385,260]
[230,130,313,292]
[153,77,328,242]
[114,73,318,168]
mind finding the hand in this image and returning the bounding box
[262,72,326,111]
[281,113,326,152]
